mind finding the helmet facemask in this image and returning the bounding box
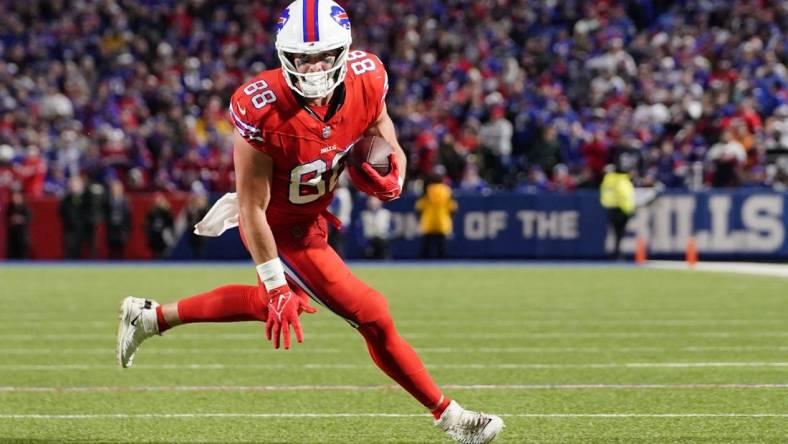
[278,45,350,99]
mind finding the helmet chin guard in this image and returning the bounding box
[275,0,352,99]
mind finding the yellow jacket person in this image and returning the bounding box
[600,166,635,259]
[600,170,635,215]
[415,175,457,258]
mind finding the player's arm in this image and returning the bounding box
[234,130,278,264]
[350,103,405,201]
[365,102,406,188]
[233,130,315,349]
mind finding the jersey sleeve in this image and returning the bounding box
[366,53,389,121]
[228,84,267,152]
[349,51,388,124]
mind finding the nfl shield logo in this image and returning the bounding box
[322,126,331,139]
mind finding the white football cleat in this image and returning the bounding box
[435,400,504,444]
[116,296,160,368]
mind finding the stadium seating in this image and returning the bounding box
[0,0,785,198]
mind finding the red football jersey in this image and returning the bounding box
[228,50,388,227]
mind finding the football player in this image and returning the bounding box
[116,1,503,442]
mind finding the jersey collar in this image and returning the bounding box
[295,83,346,123]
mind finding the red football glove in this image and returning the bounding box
[265,284,317,349]
[348,153,402,201]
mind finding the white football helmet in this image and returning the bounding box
[275,0,352,98]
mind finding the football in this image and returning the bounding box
[348,135,392,176]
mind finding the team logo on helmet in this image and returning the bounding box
[276,8,290,33]
[330,5,350,30]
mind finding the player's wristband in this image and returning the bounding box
[256,258,287,291]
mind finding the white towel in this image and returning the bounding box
[193,192,240,237]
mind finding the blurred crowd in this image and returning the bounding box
[0,0,787,203]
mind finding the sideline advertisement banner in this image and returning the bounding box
[4,190,787,260]
[348,190,788,260]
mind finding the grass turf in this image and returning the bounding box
[0,264,785,443]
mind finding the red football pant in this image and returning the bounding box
[175,216,443,410]
[178,284,265,323]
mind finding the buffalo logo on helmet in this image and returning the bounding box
[330,5,350,30]
[276,8,290,33]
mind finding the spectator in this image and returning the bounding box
[478,106,513,185]
[579,129,609,188]
[185,185,210,259]
[415,174,457,259]
[706,130,747,188]
[764,105,788,188]
[437,133,467,187]
[515,165,551,194]
[550,163,576,192]
[528,126,561,173]
[360,197,391,260]
[145,193,174,259]
[767,157,788,190]
[651,140,685,188]
[103,179,132,260]
[15,146,47,198]
[459,164,491,194]
[0,145,15,203]
[81,182,105,259]
[59,176,86,259]
[6,189,31,259]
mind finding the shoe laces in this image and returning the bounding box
[460,410,489,429]
[449,410,494,444]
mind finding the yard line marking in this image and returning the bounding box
[514,413,788,418]
[2,332,788,341]
[2,346,787,355]
[1,384,786,394]
[623,362,788,368]
[648,260,788,278]
[0,346,667,355]
[1,319,783,328]
[0,413,786,420]
[0,348,347,355]
[0,362,785,371]
[0,308,784,323]
[408,319,785,326]
[682,346,788,352]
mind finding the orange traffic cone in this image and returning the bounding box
[634,236,647,264]
[685,237,698,268]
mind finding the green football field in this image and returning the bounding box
[0,264,786,443]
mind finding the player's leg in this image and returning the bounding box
[118,220,272,368]
[136,211,278,336]
[278,220,503,442]
[116,284,267,368]
[116,213,327,368]
[277,230,443,408]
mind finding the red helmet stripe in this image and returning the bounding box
[302,0,320,42]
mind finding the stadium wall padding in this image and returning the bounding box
[3,190,788,260]
[3,194,189,260]
[0,193,7,258]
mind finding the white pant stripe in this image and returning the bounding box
[281,258,359,328]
